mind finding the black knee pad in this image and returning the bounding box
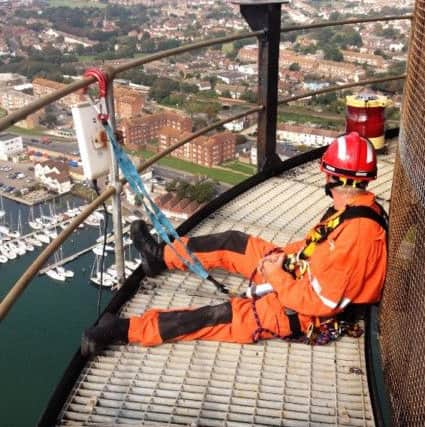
[188,230,249,254]
[158,302,232,341]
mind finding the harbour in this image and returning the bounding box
[0,194,118,427]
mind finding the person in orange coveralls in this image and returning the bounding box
[82,132,387,356]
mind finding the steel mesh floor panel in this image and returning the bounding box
[58,152,394,426]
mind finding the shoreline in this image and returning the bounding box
[0,189,66,206]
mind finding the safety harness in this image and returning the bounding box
[283,204,388,279]
[250,203,388,345]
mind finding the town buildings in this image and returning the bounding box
[276,123,340,147]
[0,133,24,161]
[34,160,72,194]
[121,110,236,167]
[120,111,192,149]
[114,85,145,120]
[159,129,236,167]
[0,88,44,128]
[32,77,86,108]
[239,45,366,81]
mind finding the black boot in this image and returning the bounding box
[130,220,166,277]
[81,312,129,357]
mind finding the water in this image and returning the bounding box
[0,196,114,427]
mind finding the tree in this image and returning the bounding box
[191,181,215,203]
[240,90,257,103]
[149,77,179,102]
[41,113,59,128]
[323,45,343,62]
[289,62,300,71]
[176,181,190,200]
[165,179,178,192]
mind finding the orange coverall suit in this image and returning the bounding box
[128,192,387,347]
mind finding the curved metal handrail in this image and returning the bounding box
[278,74,406,104]
[280,14,412,33]
[0,14,410,320]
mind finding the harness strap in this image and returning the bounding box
[284,308,303,339]
[284,204,388,277]
[251,296,305,343]
[340,205,388,232]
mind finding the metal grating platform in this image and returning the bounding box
[57,150,394,426]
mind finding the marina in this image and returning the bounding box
[0,194,117,427]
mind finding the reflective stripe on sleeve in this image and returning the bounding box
[310,276,338,309]
[338,297,351,309]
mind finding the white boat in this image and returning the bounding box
[29,220,43,230]
[85,214,102,227]
[24,239,35,251]
[125,260,139,271]
[55,248,73,278]
[45,268,66,282]
[92,244,114,256]
[89,255,114,288]
[0,254,7,263]
[57,266,74,278]
[27,236,42,247]
[0,225,10,235]
[8,241,25,256]
[1,243,16,260]
[35,233,50,244]
[15,240,27,256]
[7,230,20,239]
[47,228,58,239]
[108,264,132,278]
[93,246,106,256]
[90,274,114,288]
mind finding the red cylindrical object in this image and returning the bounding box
[345,94,390,150]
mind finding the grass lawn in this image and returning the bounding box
[9,126,49,137]
[1,110,47,136]
[221,161,256,175]
[47,0,106,8]
[139,150,249,186]
[278,106,345,130]
[77,55,97,62]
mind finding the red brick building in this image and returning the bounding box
[114,85,145,119]
[159,129,236,167]
[120,111,192,150]
[32,77,85,107]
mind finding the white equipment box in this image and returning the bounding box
[72,102,112,180]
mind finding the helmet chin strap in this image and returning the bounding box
[325,176,368,198]
[324,181,342,198]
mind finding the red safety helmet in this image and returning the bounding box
[321,132,377,182]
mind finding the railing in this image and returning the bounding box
[0,5,411,321]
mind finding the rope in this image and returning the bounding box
[84,95,229,293]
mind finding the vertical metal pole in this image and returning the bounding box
[105,82,126,287]
[235,1,287,172]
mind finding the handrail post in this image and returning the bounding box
[105,80,126,288]
[234,0,288,172]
